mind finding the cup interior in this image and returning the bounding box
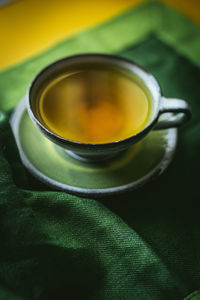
[29,54,161,146]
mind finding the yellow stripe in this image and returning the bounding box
[162,0,200,24]
[0,0,144,71]
[1,0,200,71]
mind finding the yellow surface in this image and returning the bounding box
[0,0,200,71]
[162,0,200,25]
[0,0,143,71]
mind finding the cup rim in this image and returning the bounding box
[28,53,161,150]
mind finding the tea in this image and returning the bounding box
[38,65,151,144]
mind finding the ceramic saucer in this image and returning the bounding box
[10,98,177,197]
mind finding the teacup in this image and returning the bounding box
[27,54,191,161]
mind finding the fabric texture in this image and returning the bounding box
[184,290,200,300]
[0,2,200,300]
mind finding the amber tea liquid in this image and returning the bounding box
[38,64,151,144]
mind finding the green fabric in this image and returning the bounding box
[184,290,200,300]
[1,35,200,300]
[1,1,200,299]
[1,0,200,112]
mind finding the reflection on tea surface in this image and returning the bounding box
[39,66,151,143]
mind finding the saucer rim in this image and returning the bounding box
[10,98,178,197]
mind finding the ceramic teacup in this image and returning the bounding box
[27,54,191,161]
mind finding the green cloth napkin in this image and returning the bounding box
[0,35,200,300]
[0,2,200,299]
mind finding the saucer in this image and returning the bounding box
[10,98,177,197]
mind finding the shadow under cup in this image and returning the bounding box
[27,54,191,161]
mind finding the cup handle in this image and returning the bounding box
[154,97,191,130]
